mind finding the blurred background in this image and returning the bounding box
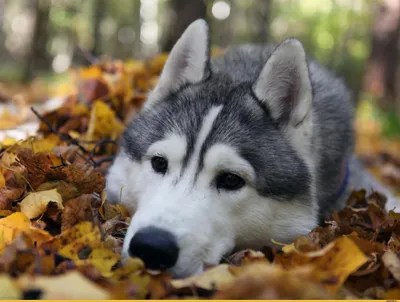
[0,0,400,192]
[0,0,399,136]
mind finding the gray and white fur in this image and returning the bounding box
[106,19,399,277]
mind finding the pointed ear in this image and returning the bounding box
[144,19,210,109]
[253,39,312,127]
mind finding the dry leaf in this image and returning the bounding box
[61,194,94,231]
[216,263,333,299]
[275,236,368,292]
[17,271,109,299]
[20,189,63,219]
[0,274,21,299]
[171,264,234,290]
[0,212,52,254]
[382,250,400,283]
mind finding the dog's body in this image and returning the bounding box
[106,20,398,277]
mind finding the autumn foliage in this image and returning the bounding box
[0,55,399,299]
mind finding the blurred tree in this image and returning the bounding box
[22,0,51,82]
[0,0,4,28]
[132,0,141,57]
[209,1,235,47]
[161,0,208,52]
[362,0,400,108]
[251,0,271,43]
[92,0,105,57]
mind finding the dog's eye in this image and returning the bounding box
[216,173,245,191]
[151,156,168,174]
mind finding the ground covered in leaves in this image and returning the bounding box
[0,56,400,299]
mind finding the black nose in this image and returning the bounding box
[129,226,179,270]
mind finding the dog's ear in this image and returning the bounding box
[144,19,210,109]
[253,39,312,127]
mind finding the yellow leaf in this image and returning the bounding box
[1,137,17,147]
[16,271,109,299]
[0,212,30,250]
[0,151,17,167]
[71,103,90,115]
[0,210,12,217]
[44,221,97,251]
[79,65,102,79]
[0,212,52,254]
[49,222,103,259]
[0,274,21,299]
[0,172,5,188]
[20,189,63,219]
[85,101,123,142]
[310,236,368,292]
[171,264,235,290]
[75,248,121,277]
[215,263,333,299]
[109,257,145,281]
[275,236,368,293]
[385,288,400,299]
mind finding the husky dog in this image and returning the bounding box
[106,19,398,277]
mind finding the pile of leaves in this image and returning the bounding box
[0,56,399,299]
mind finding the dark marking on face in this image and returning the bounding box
[122,73,311,203]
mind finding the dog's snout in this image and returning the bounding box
[128,226,179,270]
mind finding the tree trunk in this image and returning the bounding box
[362,0,400,108]
[251,0,271,43]
[92,0,106,58]
[21,0,51,82]
[161,0,208,52]
[132,0,141,58]
[0,0,4,29]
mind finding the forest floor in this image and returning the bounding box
[0,56,399,299]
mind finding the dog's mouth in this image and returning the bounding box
[144,262,219,279]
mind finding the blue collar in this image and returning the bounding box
[335,160,350,200]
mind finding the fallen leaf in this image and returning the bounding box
[85,101,123,142]
[382,250,400,283]
[385,288,400,299]
[171,264,234,290]
[275,236,368,292]
[215,263,333,299]
[0,274,21,299]
[57,224,103,259]
[20,189,63,219]
[36,180,80,201]
[0,186,25,210]
[16,271,109,299]
[61,194,94,231]
[0,212,52,254]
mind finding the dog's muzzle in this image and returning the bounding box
[128,226,179,270]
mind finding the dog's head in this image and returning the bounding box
[106,19,318,277]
